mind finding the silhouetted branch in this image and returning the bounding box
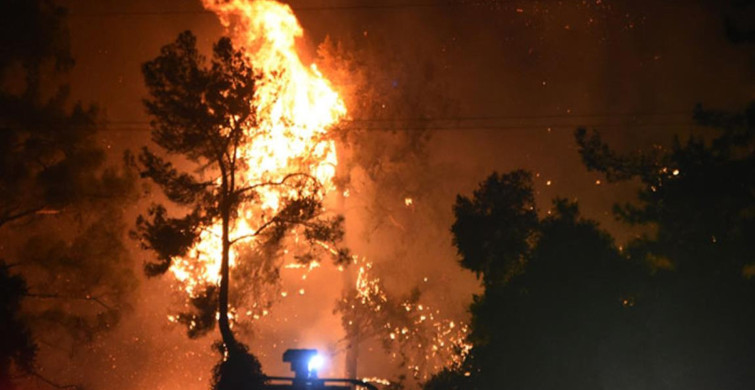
[236,172,319,195]
[229,216,323,245]
[229,219,276,245]
[25,292,113,311]
[0,205,46,228]
[38,338,73,354]
[29,372,82,390]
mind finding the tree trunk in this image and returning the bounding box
[336,175,359,378]
[218,181,236,348]
[345,327,359,379]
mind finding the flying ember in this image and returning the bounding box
[170,0,346,297]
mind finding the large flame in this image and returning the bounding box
[170,0,346,296]
[164,0,469,380]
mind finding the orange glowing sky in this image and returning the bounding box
[35,0,755,389]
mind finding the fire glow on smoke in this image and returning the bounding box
[164,0,470,381]
[170,0,345,297]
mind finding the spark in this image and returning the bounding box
[345,257,472,380]
[362,377,391,386]
[164,0,346,325]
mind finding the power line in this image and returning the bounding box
[67,2,462,18]
[99,111,698,132]
[105,111,693,124]
[65,0,709,18]
[100,122,699,133]
[13,113,700,132]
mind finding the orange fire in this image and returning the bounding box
[164,0,469,380]
[170,0,346,297]
[349,257,472,380]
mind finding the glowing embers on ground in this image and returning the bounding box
[168,0,346,298]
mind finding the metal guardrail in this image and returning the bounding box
[264,376,379,390]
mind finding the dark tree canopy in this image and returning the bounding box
[136,30,346,390]
[576,103,755,278]
[425,103,755,390]
[0,1,138,389]
[211,341,265,390]
[451,170,538,287]
[0,0,122,229]
[0,0,137,233]
[0,0,72,93]
[474,201,646,389]
[135,29,261,283]
[429,100,755,389]
[0,262,36,389]
[574,102,755,389]
[438,173,643,390]
[725,0,755,43]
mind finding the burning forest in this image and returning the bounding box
[2,0,755,390]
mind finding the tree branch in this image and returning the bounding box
[236,172,319,195]
[38,338,73,354]
[229,218,277,245]
[229,217,324,246]
[0,205,46,228]
[29,372,82,390]
[25,292,113,311]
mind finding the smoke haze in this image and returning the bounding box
[21,0,754,388]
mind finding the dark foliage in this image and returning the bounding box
[134,204,206,277]
[135,30,261,347]
[0,0,135,230]
[0,1,137,388]
[211,341,265,390]
[724,0,755,43]
[576,103,755,276]
[177,286,220,339]
[137,30,348,390]
[451,170,538,287]
[443,181,643,389]
[573,102,755,389]
[422,368,471,390]
[0,262,36,389]
[0,0,72,90]
[429,102,755,389]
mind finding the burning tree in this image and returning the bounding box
[336,258,471,387]
[134,26,348,389]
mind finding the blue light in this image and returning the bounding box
[308,354,325,373]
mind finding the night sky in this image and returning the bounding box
[66,0,754,240]
[5,0,755,389]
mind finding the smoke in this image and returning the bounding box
[24,0,755,389]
